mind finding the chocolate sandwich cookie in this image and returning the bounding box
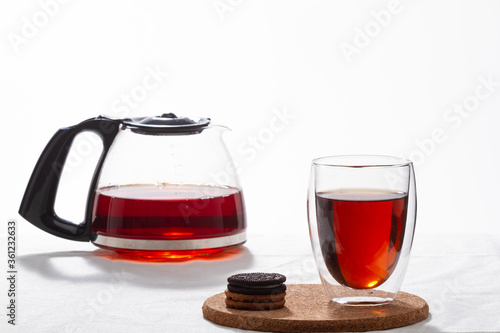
[228,272,286,286]
[227,283,287,295]
[225,290,286,302]
[225,298,286,311]
[225,272,287,311]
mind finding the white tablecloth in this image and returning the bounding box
[2,227,500,333]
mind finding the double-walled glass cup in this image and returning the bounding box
[308,155,416,305]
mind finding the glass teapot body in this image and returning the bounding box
[91,125,246,259]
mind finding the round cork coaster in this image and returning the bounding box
[202,284,429,332]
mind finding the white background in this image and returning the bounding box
[2,0,500,237]
[0,1,500,331]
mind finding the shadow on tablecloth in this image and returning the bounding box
[19,246,254,290]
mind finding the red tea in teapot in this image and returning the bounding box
[91,184,246,258]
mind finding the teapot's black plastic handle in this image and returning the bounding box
[19,116,121,241]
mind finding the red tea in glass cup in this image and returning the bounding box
[315,190,408,289]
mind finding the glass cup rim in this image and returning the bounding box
[312,154,412,168]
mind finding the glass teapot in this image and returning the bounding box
[19,113,246,260]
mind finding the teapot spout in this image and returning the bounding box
[206,124,231,132]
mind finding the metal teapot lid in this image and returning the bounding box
[122,113,211,135]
